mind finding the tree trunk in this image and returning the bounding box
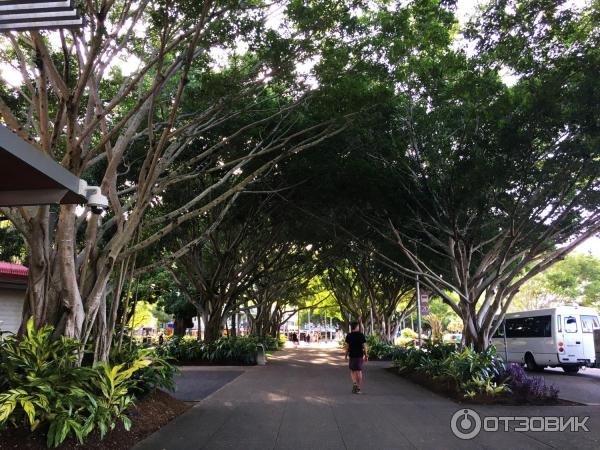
[204,313,224,342]
[230,313,237,337]
[174,316,190,336]
[461,303,490,351]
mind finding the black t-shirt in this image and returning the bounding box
[345,331,366,358]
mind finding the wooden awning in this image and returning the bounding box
[0,124,87,206]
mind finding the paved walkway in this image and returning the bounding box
[170,367,244,402]
[135,347,600,450]
[539,367,600,405]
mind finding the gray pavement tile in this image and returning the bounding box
[536,367,600,406]
[171,370,243,402]
[275,440,346,450]
[132,403,236,450]
[134,347,600,450]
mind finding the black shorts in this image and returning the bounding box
[349,357,364,371]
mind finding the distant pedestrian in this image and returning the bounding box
[291,332,299,347]
[158,333,164,345]
[344,322,368,394]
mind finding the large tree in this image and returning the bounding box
[0,0,349,361]
[372,0,600,350]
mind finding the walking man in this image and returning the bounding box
[344,321,368,394]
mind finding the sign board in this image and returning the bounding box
[420,292,429,316]
[166,322,174,329]
[0,1,83,31]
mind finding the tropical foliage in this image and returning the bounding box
[0,320,175,447]
[393,343,560,402]
[365,335,404,360]
[156,335,282,365]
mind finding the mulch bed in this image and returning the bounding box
[387,367,581,406]
[0,389,191,450]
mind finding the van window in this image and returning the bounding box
[557,315,562,332]
[505,315,552,338]
[581,315,600,333]
[564,316,578,333]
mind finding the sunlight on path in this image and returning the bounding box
[135,346,600,450]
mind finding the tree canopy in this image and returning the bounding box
[1,0,599,354]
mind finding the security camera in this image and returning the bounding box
[79,181,109,214]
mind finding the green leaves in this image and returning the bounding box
[0,320,171,447]
[513,253,600,310]
[158,335,274,365]
[0,390,21,422]
[365,335,403,360]
[394,343,509,398]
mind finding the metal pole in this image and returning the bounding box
[416,274,422,349]
[369,302,374,335]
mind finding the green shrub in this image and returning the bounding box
[110,343,178,394]
[400,328,418,339]
[206,336,258,364]
[157,336,207,361]
[156,334,289,365]
[365,335,405,360]
[0,319,162,448]
[258,335,284,351]
[393,343,509,399]
[394,329,420,348]
[157,335,260,364]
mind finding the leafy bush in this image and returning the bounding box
[504,363,559,402]
[400,328,418,339]
[0,319,166,447]
[157,335,263,364]
[206,336,258,364]
[156,334,289,365]
[394,343,509,399]
[366,335,405,360]
[259,335,285,351]
[395,328,419,347]
[156,336,207,362]
[110,343,178,394]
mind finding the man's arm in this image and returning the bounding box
[344,342,349,360]
[363,343,368,361]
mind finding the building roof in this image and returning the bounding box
[0,261,28,280]
[0,124,87,206]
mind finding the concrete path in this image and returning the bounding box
[538,367,600,405]
[134,347,600,450]
[170,367,244,402]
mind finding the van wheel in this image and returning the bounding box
[562,365,580,375]
[525,353,541,372]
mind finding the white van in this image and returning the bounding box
[491,305,600,374]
